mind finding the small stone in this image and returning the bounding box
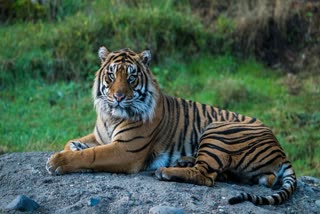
[149,205,184,214]
[5,195,40,212]
[146,200,153,204]
[87,197,101,207]
[315,200,320,208]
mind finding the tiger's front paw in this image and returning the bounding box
[155,167,170,181]
[46,151,75,175]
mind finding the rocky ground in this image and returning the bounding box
[0,152,319,213]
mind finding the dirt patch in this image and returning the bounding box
[0,152,319,213]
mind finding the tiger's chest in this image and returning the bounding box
[95,116,199,170]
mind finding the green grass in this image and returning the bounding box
[1,55,319,177]
[0,80,95,152]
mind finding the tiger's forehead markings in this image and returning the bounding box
[111,52,135,64]
[105,50,139,75]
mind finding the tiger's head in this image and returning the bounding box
[93,47,159,122]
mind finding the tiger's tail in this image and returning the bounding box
[228,162,297,205]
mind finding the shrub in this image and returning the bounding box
[0,1,211,87]
[191,0,320,72]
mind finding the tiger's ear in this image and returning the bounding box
[139,49,151,67]
[98,46,110,63]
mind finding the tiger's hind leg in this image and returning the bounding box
[155,164,218,186]
[156,124,232,186]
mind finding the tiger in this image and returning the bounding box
[46,47,297,205]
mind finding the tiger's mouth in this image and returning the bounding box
[97,90,156,122]
[109,99,130,109]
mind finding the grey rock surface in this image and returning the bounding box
[0,152,320,213]
[149,205,185,214]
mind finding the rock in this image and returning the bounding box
[315,200,320,208]
[5,195,40,212]
[300,176,320,185]
[149,205,185,214]
[1,152,320,213]
[87,197,101,207]
[297,180,315,193]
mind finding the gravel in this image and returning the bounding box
[1,152,320,213]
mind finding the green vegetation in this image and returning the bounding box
[0,0,319,177]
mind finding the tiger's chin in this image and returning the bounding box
[110,107,135,120]
[110,105,155,123]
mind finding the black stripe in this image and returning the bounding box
[181,99,189,155]
[246,194,253,202]
[114,123,143,137]
[199,143,239,154]
[117,136,144,143]
[279,187,290,196]
[196,160,219,173]
[225,110,229,121]
[249,117,257,123]
[168,143,176,166]
[235,141,278,169]
[198,150,223,169]
[177,131,185,154]
[195,104,201,133]
[231,112,240,122]
[214,127,263,135]
[96,67,105,97]
[126,140,152,153]
[262,197,269,204]
[272,195,280,204]
[200,130,270,146]
[257,196,262,205]
[259,149,286,163]
[218,109,225,121]
[211,107,217,121]
[251,154,284,172]
[241,145,274,170]
[95,125,103,143]
[90,147,96,164]
[201,104,207,119]
[282,164,293,172]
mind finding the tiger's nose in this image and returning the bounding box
[114,92,125,102]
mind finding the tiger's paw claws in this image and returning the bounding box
[155,167,170,181]
[46,152,70,175]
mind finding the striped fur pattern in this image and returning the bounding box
[46,47,296,205]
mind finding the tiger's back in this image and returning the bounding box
[46,47,296,206]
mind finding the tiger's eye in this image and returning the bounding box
[128,75,136,83]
